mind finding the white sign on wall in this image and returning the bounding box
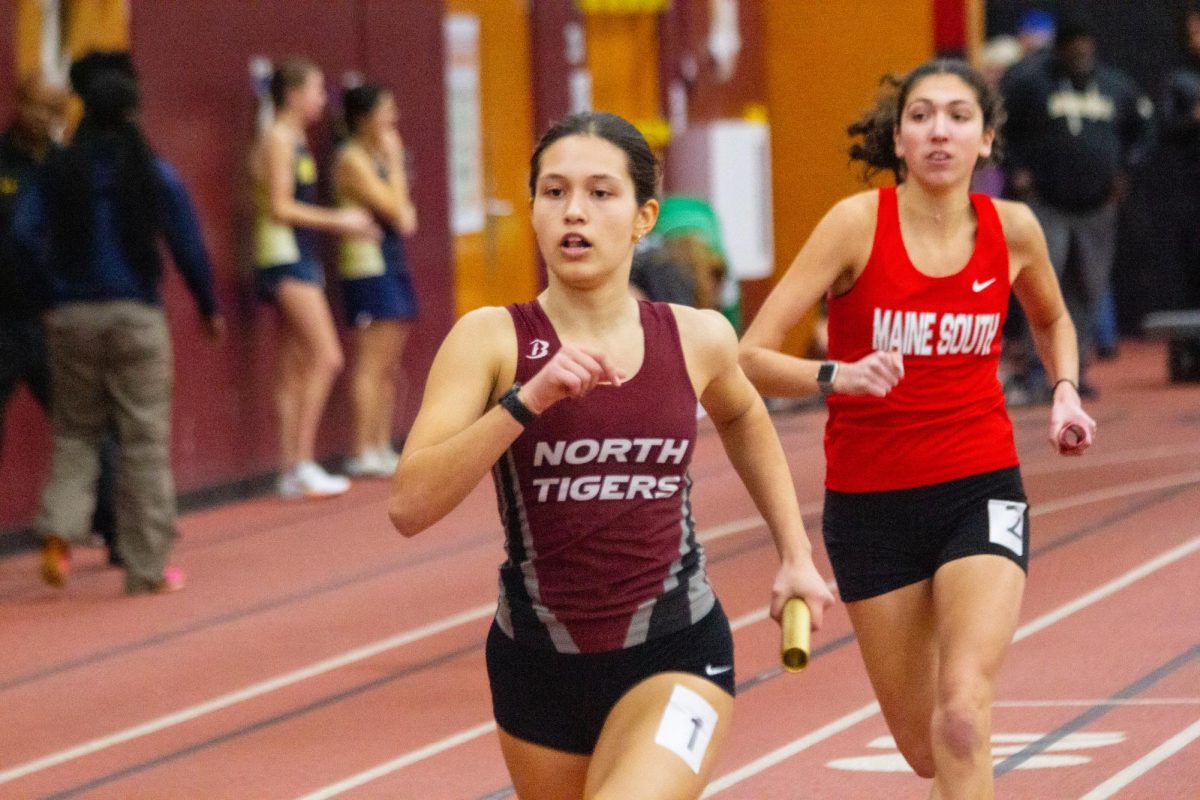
[444,13,486,235]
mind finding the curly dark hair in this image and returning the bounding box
[848,59,1005,183]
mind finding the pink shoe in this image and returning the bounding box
[156,566,187,593]
[127,566,186,595]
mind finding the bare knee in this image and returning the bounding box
[932,685,988,762]
[313,343,344,378]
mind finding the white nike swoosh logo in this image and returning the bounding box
[972,278,997,292]
[704,664,732,676]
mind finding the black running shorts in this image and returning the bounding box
[823,466,1030,603]
[485,599,735,754]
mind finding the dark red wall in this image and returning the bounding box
[933,0,968,56]
[1,1,453,531]
[529,1,584,139]
[658,0,767,127]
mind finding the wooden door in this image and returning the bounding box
[444,0,538,315]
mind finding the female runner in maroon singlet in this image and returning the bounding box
[740,61,1096,799]
[390,112,834,799]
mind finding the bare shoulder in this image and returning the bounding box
[431,305,517,397]
[812,190,878,242]
[264,123,294,151]
[992,198,1043,250]
[828,189,879,227]
[333,143,370,179]
[450,305,515,346]
[669,304,737,366]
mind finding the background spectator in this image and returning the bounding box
[1001,13,1154,396]
[13,52,224,594]
[0,70,122,565]
[1158,4,1200,310]
[333,83,419,479]
[249,57,376,499]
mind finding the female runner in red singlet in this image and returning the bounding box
[740,60,1096,798]
[390,112,833,799]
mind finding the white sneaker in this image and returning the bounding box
[373,445,401,473]
[345,449,391,478]
[279,461,351,499]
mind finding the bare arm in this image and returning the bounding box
[676,306,835,628]
[335,136,417,235]
[262,126,375,237]
[388,308,519,536]
[739,193,903,398]
[1001,200,1097,453]
[389,308,623,537]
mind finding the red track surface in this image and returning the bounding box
[1,340,1197,799]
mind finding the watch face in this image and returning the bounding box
[817,363,835,383]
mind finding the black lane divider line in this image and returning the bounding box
[40,641,483,800]
[1028,485,1195,560]
[0,529,493,693]
[994,643,1200,777]
[24,484,1193,797]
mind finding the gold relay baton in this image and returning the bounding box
[781,598,812,672]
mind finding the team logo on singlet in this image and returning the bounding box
[530,437,689,502]
[528,339,550,359]
[872,308,1002,357]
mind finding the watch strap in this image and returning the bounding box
[499,383,537,427]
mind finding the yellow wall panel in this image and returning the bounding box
[761,0,933,353]
[586,13,659,122]
[16,0,129,78]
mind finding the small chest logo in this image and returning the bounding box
[527,339,550,359]
[972,278,997,293]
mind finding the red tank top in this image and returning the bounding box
[824,187,1019,492]
[491,300,713,654]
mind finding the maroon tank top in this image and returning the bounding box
[491,300,714,654]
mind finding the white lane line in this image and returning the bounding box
[1078,717,1200,800]
[993,699,1200,708]
[700,535,1200,796]
[0,511,805,788]
[727,579,837,633]
[292,586,840,799]
[1033,471,1200,516]
[701,703,883,797]
[703,468,1200,546]
[0,604,495,785]
[1022,442,1200,477]
[7,474,1197,788]
[294,722,497,800]
[1010,536,1200,642]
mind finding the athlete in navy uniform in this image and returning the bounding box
[390,112,834,799]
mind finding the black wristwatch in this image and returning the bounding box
[499,383,538,427]
[816,361,840,395]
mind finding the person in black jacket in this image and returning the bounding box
[1001,13,1153,394]
[1159,5,1200,309]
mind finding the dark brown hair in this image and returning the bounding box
[269,56,319,108]
[529,112,660,207]
[848,59,1005,182]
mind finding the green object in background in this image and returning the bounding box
[653,195,742,330]
[654,195,726,259]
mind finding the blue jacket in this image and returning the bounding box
[11,152,218,317]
